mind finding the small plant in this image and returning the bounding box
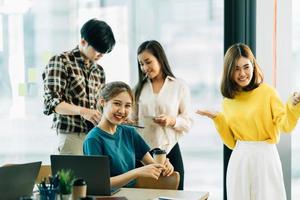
[57,169,75,195]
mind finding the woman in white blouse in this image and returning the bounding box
[134,40,193,190]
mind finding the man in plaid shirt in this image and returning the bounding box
[42,19,115,155]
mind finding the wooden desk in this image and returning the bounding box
[110,188,209,200]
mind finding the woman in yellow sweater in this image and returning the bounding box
[196,43,300,200]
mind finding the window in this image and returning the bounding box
[0,0,223,198]
[292,1,300,199]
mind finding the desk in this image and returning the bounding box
[110,188,209,200]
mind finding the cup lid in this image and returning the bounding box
[152,148,166,155]
[73,178,86,186]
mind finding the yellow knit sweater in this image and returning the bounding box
[213,83,300,149]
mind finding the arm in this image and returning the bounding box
[55,102,101,125]
[110,129,174,188]
[83,135,160,188]
[134,128,173,176]
[154,83,193,133]
[213,113,236,149]
[196,109,236,149]
[42,55,101,124]
[173,83,193,132]
[110,152,164,188]
[42,55,67,116]
[271,91,300,133]
[141,152,174,176]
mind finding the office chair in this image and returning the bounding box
[135,171,180,190]
[36,165,52,184]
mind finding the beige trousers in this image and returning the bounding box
[57,132,86,155]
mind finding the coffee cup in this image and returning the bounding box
[72,178,87,200]
[152,148,167,164]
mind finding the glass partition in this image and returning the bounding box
[292,0,300,199]
[0,0,223,198]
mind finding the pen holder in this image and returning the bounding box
[39,186,59,200]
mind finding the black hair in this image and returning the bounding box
[134,40,175,103]
[80,19,115,54]
[98,81,134,113]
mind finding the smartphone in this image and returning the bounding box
[144,115,156,119]
[157,197,177,200]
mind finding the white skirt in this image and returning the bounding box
[227,141,286,200]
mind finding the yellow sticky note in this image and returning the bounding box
[42,51,52,63]
[18,83,27,96]
[28,68,37,82]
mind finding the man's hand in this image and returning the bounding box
[122,118,136,125]
[79,107,101,125]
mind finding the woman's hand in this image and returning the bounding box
[292,92,300,106]
[136,163,164,179]
[162,158,174,176]
[153,114,176,127]
[196,109,218,119]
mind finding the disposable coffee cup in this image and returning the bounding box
[153,149,167,164]
[72,178,87,200]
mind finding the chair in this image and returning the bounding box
[135,171,180,190]
[36,165,52,184]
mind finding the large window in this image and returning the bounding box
[257,0,300,199]
[0,0,223,198]
[131,1,224,198]
[292,0,300,199]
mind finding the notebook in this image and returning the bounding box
[51,155,119,196]
[0,161,42,200]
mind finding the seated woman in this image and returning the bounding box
[83,81,174,188]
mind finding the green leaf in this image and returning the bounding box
[57,169,75,194]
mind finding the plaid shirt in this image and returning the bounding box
[42,46,105,134]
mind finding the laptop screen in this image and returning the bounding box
[50,155,111,195]
[0,161,41,200]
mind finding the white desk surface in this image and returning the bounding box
[109,187,209,200]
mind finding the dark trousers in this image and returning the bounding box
[167,143,184,190]
[137,143,185,190]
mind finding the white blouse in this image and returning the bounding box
[137,76,193,153]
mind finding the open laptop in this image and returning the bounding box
[0,161,42,200]
[51,155,119,196]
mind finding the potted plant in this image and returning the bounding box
[57,169,75,200]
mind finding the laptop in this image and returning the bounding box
[0,161,42,200]
[51,155,119,196]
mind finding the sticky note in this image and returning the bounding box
[18,83,27,96]
[28,68,37,82]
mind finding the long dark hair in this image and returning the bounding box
[134,40,175,102]
[221,43,264,98]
